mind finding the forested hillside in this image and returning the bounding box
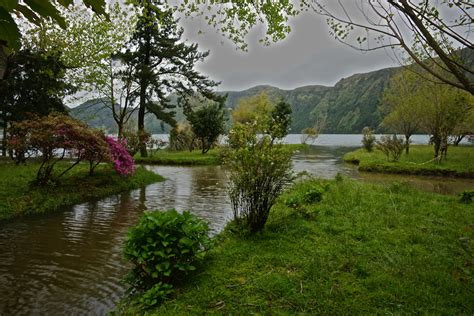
[70,66,398,133]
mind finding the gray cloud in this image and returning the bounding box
[180,11,398,91]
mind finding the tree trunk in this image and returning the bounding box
[453,135,465,146]
[138,102,147,157]
[117,121,124,140]
[1,121,6,157]
[405,134,410,154]
[433,136,441,160]
[0,43,7,80]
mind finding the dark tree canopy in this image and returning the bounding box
[120,0,223,156]
[185,100,227,153]
[0,49,70,123]
[269,99,292,140]
[0,49,71,156]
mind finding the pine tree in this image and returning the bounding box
[121,0,222,156]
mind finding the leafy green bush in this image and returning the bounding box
[459,190,474,204]
[283,185,325,218]
[227,123,294,232]
[361,127,376,152]
[376,135,405,161]
[123,209,210,308]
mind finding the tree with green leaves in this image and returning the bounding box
[231,92,274,125]
[380,70,423,154]
[0,0,107,79]
[121,0,222,157]
[25,2,138,139]
[25,2,136,94]
[0,49,72,156]
[186,100,227,154]
[451,108,474,146]
[269,99,292,140]
[416,77,473,160]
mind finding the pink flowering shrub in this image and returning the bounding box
[7,113,111,185]
[105,136,136,177]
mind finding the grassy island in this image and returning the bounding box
[122,178,473,314]
[134,149,222,166]
[0,162,163,221]
[134,144,308,166]
[344,145,474,178]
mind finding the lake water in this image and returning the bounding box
[0,134,472,315]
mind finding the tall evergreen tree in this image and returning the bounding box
[121,0,223,156]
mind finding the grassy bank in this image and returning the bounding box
[134,144,308,166]
[124,178,473,314]
[344,145,474,178]
[0,162,164,221]
[135,149,222,165]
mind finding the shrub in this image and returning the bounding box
[226,123,294,233]
[122,129,152,156]
[459,190,474,204]
[169,122,200,151]
[301,127,318,144]
[123,210,210,307]
[376,134,406,162]
[104,136,135,176]
[362,127,376,152]
[186,101,227,153]
[7,113,110,185]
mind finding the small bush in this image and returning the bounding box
[123,209,210,308]
[376,135,405,162]
[362,127,376,152]
[459,190,474,204]
[283,185,325,218]
[169,123,200,151]
[303,187,324,203]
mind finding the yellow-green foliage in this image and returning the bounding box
[231,92,274,125]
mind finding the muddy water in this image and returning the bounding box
[0,138,472,315]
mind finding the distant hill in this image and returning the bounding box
[70,48,472,134]
[69,99,183,134]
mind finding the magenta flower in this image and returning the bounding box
[105,136,136,176]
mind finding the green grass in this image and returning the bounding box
[344,145,474,177]
[0,162,164,221]
[123,178,474,314]
[135,149,222,165]
[134,144,308,166]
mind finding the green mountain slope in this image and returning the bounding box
[68,66,398,134]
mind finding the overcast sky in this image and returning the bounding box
[179,10,399,92]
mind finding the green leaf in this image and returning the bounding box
[24,0,66,28]
[57,0,73,7]
[16,4,41,25]
[0,0,17,10]
[83,0,108,19]
[0,7,21,50]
